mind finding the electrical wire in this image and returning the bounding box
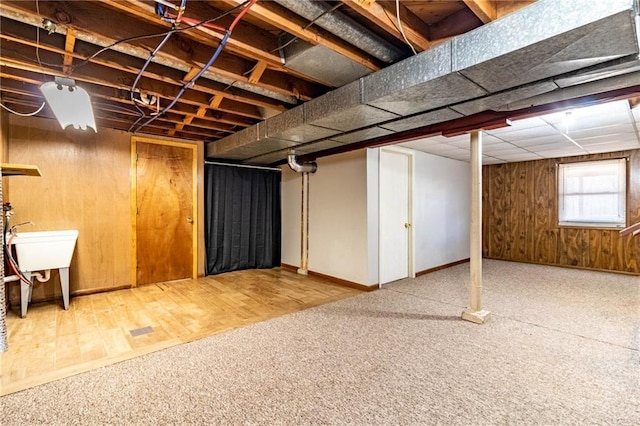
[35,0,43,67]
[69,2,247,72]
[128,31,174,133]
[0,101,46,117]
[270,3,344,54]
[128,0,183,132]
[395,0,417,55]
[131,0,256,133]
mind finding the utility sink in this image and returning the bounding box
[10,230,78,272]
[8,230,79,318]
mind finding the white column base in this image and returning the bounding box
[297,268,308,276]
[462,308,491,324]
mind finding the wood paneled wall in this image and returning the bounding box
[482,150,640,274]
[4,115,205,305]
[5,116,132,303]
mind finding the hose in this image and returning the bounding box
[5,233,32,286]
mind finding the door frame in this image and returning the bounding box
[130,136,198,287]
[378,146,415,285]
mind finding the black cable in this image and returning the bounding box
[69,2,247,71]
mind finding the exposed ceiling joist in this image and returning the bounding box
[343,0,431,51]
[462,0,497,24]
[217,0,383,72]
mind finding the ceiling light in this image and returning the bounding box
[40,77,97,132]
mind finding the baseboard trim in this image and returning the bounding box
[416,258,470,277]
[280,263,298,272]
[280,264,377,292]
[483,257,640,276]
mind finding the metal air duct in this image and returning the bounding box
[207,0,640,165]
[287,153,317,173]
[273,0,404,63]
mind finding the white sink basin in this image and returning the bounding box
[9,230,79,272]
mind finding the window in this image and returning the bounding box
[558,158,626,228]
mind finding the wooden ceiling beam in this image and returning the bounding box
[343,0,431,51]
[0,45,265,121]
[428,8,483,44]
[0,27,288,116]
[216,0,382,72]
[248,61,268,84]
[0,67,257,130]
[462,0,497,24]
[0,94,224,139]
[0,1,324,101]
[100,0,282,67]
[62,28,77,74]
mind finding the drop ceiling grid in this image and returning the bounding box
[399,100,639,164]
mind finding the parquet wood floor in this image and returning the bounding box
[0,268,362,396]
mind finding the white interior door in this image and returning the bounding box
[379,149,412,284]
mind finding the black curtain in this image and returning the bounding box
[204,163,281,275]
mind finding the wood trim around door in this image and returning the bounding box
[130,136,198,287]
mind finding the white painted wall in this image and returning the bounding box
[307,150,373,285]
[412,150,470,271]
[280,166,302,267]
[281,147,470,285]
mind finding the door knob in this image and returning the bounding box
[404,223,411,229]
[186,217,193,223]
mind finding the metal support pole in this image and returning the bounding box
[298,172,310,275]
[462,130,490,324]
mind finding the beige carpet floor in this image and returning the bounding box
[1,260,638,425]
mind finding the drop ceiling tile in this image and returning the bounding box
[482,157,506,165]
[504,116,549,130]
[569,123,637,140]
[585,140,640,154]
[446,138,474,149]
[482,143,525,154]
[508,134,568,147]
[399,138,445,151]
[527,141,578,152]
[543,100,631,129]
[573,132,639,146]
[492,152,542,162]
[488,122,558,139]
[482,134,505,145]
[537,147,587,159]
[421,144,462,153]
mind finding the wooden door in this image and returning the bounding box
[379,149,412,284]
[133,139,196,286]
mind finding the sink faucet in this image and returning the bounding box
[9,221,34,236]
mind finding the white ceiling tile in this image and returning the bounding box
[487,116,548,134]
[483,144,527,154]
[584,140,640,154]
[399,139,442,150]
[528,141,580,152]
[394,100,637,164]
[569,123,637,140]
[543,100,631,129]
[492,153,542,162]
[446,138,474,149]
[537,148,588,158]
[482,157,506,165]
[574,133,639,146]
[489,124,559,141]
[509,134,567,147]
[482,134,505,145]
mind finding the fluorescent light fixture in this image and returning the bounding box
[40,77,97,132]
